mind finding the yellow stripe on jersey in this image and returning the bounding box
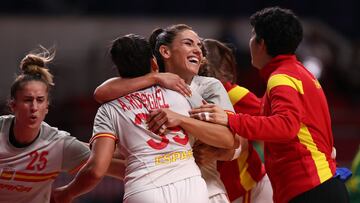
[0,172,13,180]
[267,74,304,95]
[14,172,59,182]
[89,133,117,144]
[228,86,249,106]
[237,147,257,191]
[297,123,333,183]
[1,171,60,182]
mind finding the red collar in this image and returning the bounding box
[260,54,298,81]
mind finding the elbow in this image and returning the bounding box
[217,129,236,149]
[224,142,235,149]
[83,163,106,181]
[93,87,103,103]
[87,168,106,181]
[280,114,301,140]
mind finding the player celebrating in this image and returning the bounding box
[52,34,235,203]
[94,24,237,202]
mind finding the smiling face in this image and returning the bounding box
[11,81,49,130]
[162,29,203,83]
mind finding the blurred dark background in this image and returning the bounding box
[1,0,359,202]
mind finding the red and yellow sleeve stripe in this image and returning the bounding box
[89,133,117,146]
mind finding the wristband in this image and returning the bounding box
[231,145,242,160]
[331,147,336,159]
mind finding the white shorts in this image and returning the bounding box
[232,174,273,203]
[209,193,230,203]
[124,176,209,203]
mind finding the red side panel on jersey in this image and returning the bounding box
[217,82,265,200]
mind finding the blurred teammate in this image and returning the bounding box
[94,24,238,202]
[52,34,235,203]
[189,7,350,203]
[0,48,90,203]
[197,38,273,203]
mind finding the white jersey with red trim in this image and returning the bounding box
[190,75,235,199]
[0,115,90,203]
[91,85,203,199]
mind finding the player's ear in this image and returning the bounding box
[9,99,15,112]
[45,101,49,115]
[150,57,159,73]
[159,45,171,59]
[258,39,267,52]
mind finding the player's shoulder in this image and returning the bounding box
[39,121,70,142]
[192,75,222,86]
[0,115,14,135]
[137,84,184,99]
[0,114,13,125]
[97,99,120,113]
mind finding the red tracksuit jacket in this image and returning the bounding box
[227,55,336,203]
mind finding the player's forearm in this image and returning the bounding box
[93,73,157,103]
[214,135,241,161]
[179,117,235,149]
[215,148,236,161]
[64,162,105,199]
[105,159,126,180]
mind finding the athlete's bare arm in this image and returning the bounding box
[147,108,236,149]
[79,141,125,180]
[106,158,126,180]
[52,138,115,203]
[193,136,241,165]
[94,73,190,103]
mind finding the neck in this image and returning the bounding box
[184,75,194,85]
[13,120,40,145]
[257,54,273,70]
[165,65,194,85]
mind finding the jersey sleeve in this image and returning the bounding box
[0,116,4,126]
[202,78,235,113]
[61,135,90,173]
[89,104,118,146]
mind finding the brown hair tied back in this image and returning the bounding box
[10,46,55,100]
[19,47,55,86]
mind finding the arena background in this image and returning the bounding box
[0,1,359,202]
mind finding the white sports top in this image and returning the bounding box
[0,115,90,203]
[190,75,235,198]
[91,85,203,199]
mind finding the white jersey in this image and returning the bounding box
[190,75,235,199]
[0,115,90,203]
[91,85,204,199]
